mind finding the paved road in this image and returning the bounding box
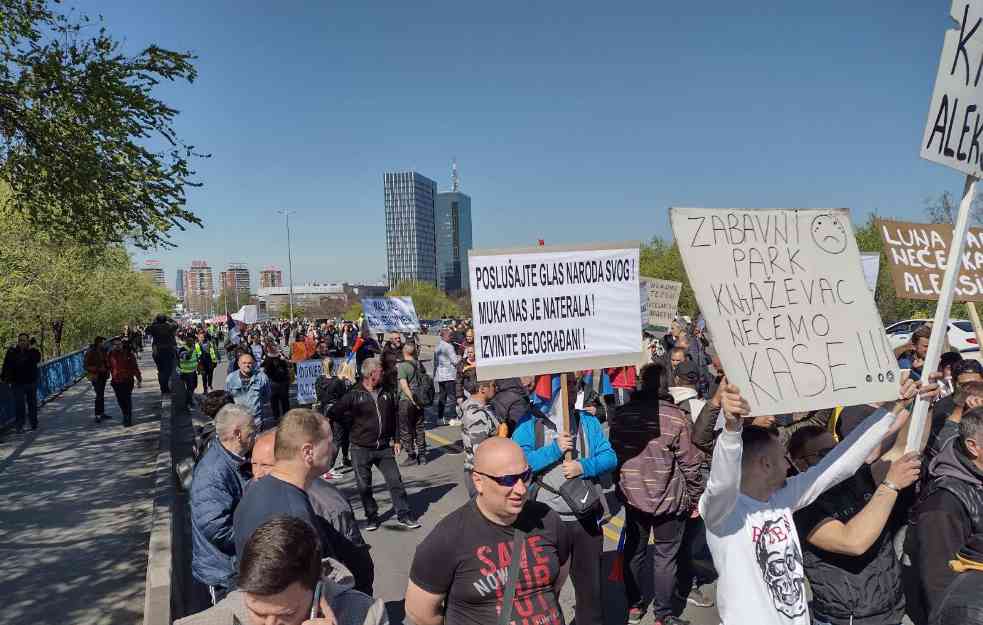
[0,352,162,625]
[327,416,722,625]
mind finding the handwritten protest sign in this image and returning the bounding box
[295,359,322,404]
[671,208,899,416]
[921,1,983,177]
[361,297,420,333]
[469,242,643,380]
[878,218,983,301]
[640,277,682,337]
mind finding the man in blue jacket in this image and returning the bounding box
[190,404,256,604]
[513,372,617,625]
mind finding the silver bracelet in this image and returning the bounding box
[880,479,901,493]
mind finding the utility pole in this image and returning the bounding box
[277,209,296,322]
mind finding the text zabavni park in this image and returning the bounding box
[673,208,898,415]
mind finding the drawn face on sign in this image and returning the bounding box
[810,213,847,255]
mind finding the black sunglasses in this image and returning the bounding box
[474,467,533,488]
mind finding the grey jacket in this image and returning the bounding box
[175,561,387,625]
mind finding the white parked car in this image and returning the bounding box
[884,319,979,353]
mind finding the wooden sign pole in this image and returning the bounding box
[559,373,572,461]
[906,174,979,452]
[967,302,983,354]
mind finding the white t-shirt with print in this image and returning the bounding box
[699,408,895,625]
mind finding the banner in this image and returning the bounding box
[670,208,899,416]
[361,297,420,333]
[640,277,682,337]
[920,1,983,177]
[295,359,322,405]
[878,219,983,301]
[231,305,266,324]
[469,242,643,380]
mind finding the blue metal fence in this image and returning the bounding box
[0,343,103,430]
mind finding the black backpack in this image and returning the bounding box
[408,361,435,407]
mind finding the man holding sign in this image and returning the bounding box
[701,380,937,625]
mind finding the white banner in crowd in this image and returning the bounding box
[861,253,880,292]
[920,0,983,178]
[469,242,643,380]
[361,297,421,333]
[640,277,682,335]
[670,208,899,416]
[295,359,322,405]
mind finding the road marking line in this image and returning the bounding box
[425,431,455,447]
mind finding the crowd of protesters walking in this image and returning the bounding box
[7,310,983,625]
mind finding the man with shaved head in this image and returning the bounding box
[405,438,571,625]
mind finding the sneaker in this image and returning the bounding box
[418,453,428,466]
[448,418,461,426]
[627,608,645,624]
[396,514,421,529]
[364,516,381,532]
[400,454,418,467]
[686,585,714,608]
[655,617,691,625]
[328,468,344,479]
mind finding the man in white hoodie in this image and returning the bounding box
[701,378,936,625]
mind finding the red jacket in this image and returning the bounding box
[108,350,141,384]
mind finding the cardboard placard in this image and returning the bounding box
[361,297,420,333]
[670,208,899,416]
[921,1,983,177]
[640,277,682,337]
[295,359,322,404]
[469,242,643,380]
[878,218,983,301]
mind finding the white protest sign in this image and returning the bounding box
[670,208,899,416]
[921,1,983,177]
[361,297,420,333]
[861,253,880,292]
[295,359,322,404]
[469,242,643,380]
[640,277,682,336]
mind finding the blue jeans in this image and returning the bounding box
[12,383,38,429]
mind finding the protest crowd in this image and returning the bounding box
[4,291,963,625]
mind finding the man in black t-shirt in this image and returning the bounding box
[405,438,571,625]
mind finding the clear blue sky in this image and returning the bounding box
[97,1,959,287]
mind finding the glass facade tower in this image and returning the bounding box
[435,191,473,292]
[384,171,438,287]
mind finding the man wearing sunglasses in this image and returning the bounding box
[405,438,571,625]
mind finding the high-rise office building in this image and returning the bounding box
[140,260,166,289]
[186,260,214,316]
[220,263,251,295]
[175,269,186,300]
[435,162,473,292]
[260,266,284,288]
[384,171,438,287]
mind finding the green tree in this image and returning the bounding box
[343,301,363,321]
[0,0,205,248]
[386,281,462,319]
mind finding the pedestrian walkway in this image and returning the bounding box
[0,353,162,625]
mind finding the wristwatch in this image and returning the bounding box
[881,479,901,493]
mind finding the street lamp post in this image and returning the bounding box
[277,209,296,323]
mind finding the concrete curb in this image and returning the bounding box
[143,374,196,625]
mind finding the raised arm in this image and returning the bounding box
[698,384,749,530]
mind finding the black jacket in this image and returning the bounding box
[1,346,41,385]
[147,318,178,349]
[932,569,983,625]
[489,378,532,432]
[329,384,397,448]
[905,436,983,623]
[316,376,349,416]
[261,354,290,385]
